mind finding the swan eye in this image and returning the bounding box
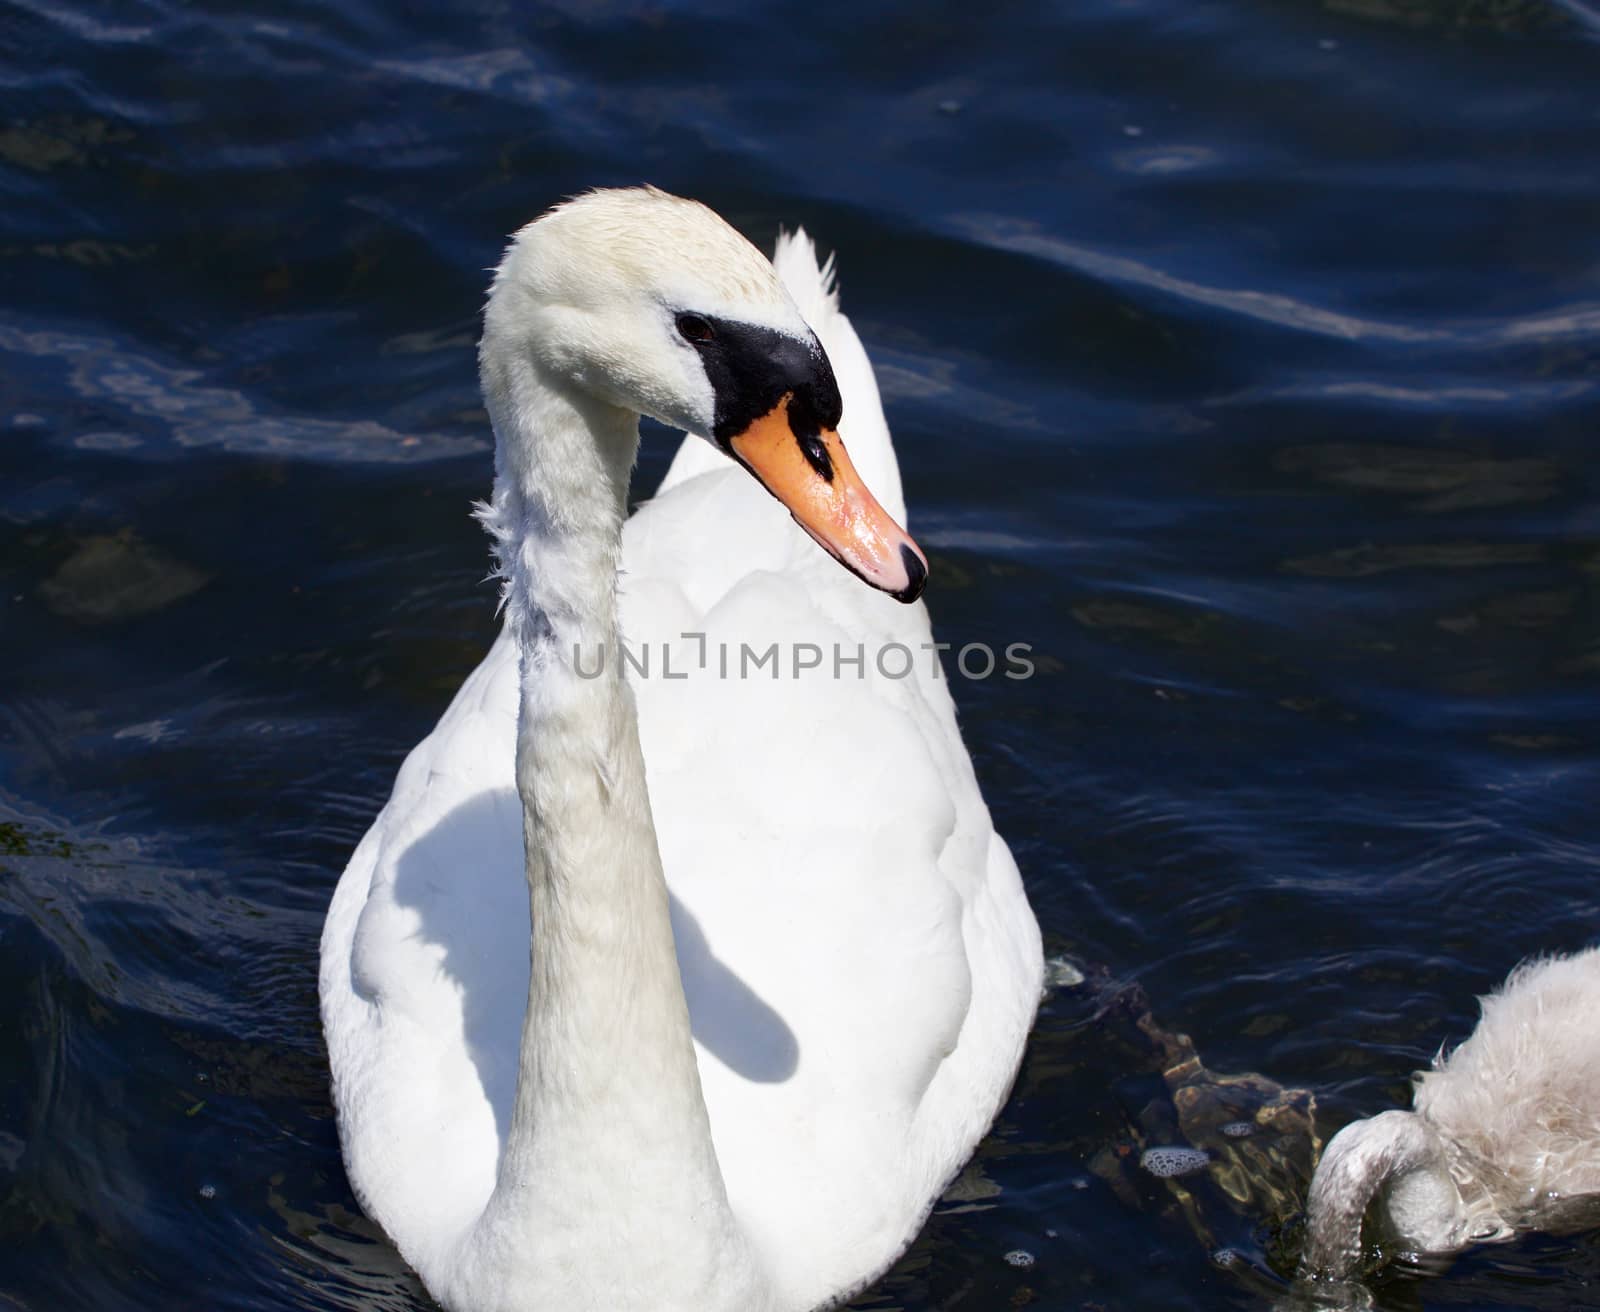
[676,314,715,344]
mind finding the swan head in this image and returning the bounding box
[483,185,927,602]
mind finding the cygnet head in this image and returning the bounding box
[482,186,927,602]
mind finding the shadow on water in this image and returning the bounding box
[383,789,799,1149]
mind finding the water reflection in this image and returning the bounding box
[1318,0,1580,33]
[1273,443,1559,511]
[1283,542,1546,577]
[951,214,1442,344]
[38,533,210,624]
[0,323,483,463]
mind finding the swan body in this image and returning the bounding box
[1300,948,1600,1286]
[320,188,1043,1311]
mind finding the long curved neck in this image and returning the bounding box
[469,343,754,1293]
[1299,1110,1444,1284]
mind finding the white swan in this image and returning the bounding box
[1299,947,1600,1290]
[320,187,1044,1312]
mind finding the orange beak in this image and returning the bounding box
[727,395,928,602]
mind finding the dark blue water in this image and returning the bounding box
[4,1,1600,1308]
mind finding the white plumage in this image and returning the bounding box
[1300,947,1600,1288]
[320,189,1043,1311]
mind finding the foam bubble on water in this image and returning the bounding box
[1220,1121,1255,1139]
[1004,1249,1035,1268]
[1212,1247,1240,1268]
[1140,1146,1211,1178]
[199,1184,216,1200]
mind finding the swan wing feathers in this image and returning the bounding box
[320,230,1041,1309]
[321,630,526,1273]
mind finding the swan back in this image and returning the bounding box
[1415,948,1600,1216]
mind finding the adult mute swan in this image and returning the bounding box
[1298,947,1600,1292]
[320,187,1044,1312]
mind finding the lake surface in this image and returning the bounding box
[3,0,1600,1308]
